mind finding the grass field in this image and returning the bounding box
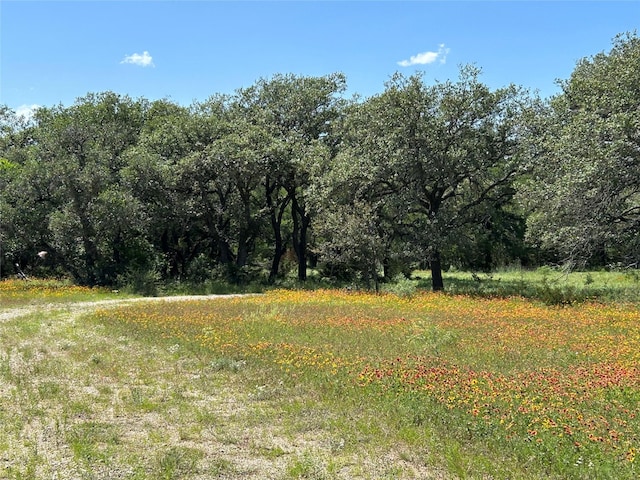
[0,278,125,308]
[1,276,639,479]
[407,266,640,304]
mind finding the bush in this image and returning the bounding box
[117,267,160,296]
[381,274,419,297]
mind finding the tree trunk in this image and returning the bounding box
[235,234,249,270]
[291,195,309,282]
[269,234,286,283]
[236,239,249,268]
[78,211,100,286]
[236,193,255,268]
[218,238,233,265]
[308,251,318,269]
[372,262,380,293]
[296,216,309,281]
[383,258,391,280]
[266,179,290,283]
[430,250,444,291]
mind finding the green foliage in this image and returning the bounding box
[318,65,532,290]
[285,451,330,479]
[209,357,247,372]
[380,274,418,297]
[522,32,640,267]
[67,422,121,463]
[312,201,386,289]
[117,266,160,296]
[0,157,16,170]
[1,33,639,288]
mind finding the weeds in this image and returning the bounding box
[0,278,118,308]
[154,447,203,480]
[96,289,640,479]
[2,278,639,479]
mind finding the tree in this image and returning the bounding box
[523,32,640,267]
[312,198,389,290]
[0,155,19,279]
[28,92,150,285]
[125,99,212,280]
[173,96,269,281]
[0,106,40,277]
[332,67,530,290]
[237,73,347,281]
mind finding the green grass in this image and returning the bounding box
[0,308,280,478]
[1,276,639,478]
[90,289,640,479]
[0,278,127,309]
[408,265,640,304]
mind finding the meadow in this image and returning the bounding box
[0,274,639,479]
[0,278,125,308]
[403,266,640,304]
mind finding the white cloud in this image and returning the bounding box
[398,44,450,67]
[121,51,154,67]
[15,104,40,121]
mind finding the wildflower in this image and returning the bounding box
[626,448,636,463]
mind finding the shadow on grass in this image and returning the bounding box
[434,274,639,305]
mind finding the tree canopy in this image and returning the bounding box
[321,66,530,290]
[522,32,640,268]
[1,33,639,289]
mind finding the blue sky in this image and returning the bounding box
[2,1,639,118]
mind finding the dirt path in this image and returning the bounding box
[0,293,255,323]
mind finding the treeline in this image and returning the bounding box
[1,33,638,290]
